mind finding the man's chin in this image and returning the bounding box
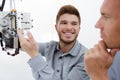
[100,40,114,49]
[62,39,76,44]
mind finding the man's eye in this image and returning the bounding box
[60,22,67,24]
[104,15,110,19]
[72,22,78,25]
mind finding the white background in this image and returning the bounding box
[0,0,103,80]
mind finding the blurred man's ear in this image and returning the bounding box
[55,24,57,30]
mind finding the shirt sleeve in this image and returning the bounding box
[27,53,54,80]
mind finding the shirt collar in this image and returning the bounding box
[56,40,81,57]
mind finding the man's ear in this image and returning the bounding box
[55,24,57,30]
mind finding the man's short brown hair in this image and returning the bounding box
[56,5,81,24]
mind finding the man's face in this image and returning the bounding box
[55,13,80,44]
[95,0,120,48]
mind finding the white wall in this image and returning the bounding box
[0,0,103,80]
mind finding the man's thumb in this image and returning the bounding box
[109,49,120,58]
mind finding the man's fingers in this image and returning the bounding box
[27,31,35,43]
[17,28,24,41]
[98,40,108,53]
[17,28,35,43]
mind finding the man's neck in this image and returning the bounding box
[59,40,76,53]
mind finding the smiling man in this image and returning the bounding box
[17,5,89,80]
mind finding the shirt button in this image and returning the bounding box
[57,70,60,72]
[59,56,62,59]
